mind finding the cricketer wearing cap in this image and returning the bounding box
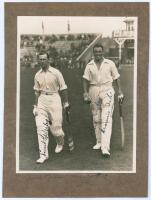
[33,52,70,164]
[83,43,124,157]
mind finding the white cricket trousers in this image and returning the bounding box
[35,93,64,158]
[89,85,115,151]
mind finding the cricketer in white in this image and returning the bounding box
[33,51,70,164]
[83,43,124,158]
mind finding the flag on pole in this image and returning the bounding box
[67,20,70,33]
[41,21,45,44]
[42,21,44,34]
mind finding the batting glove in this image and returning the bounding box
[33,105,38,116]
[118,93,124,104]
[63,102,70,113]
[83,92,91,104]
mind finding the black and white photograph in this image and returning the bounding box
[17,16,137,173]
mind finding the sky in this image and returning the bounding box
[18,16,135,37]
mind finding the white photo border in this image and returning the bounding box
[16,16,138,174]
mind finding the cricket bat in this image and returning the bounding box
[119,101,125,150]
[65,110,75,152]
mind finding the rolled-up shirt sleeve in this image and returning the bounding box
[111,62,120,80]
[83,65,90,81]
[33,77,40,92]
[57,71,67,91]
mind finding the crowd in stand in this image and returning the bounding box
[20,34,96,69]
[20,34,133,69]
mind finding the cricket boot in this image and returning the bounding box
[55,135,64,153]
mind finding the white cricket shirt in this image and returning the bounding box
[83,58,120,85]
[33,66,67,93]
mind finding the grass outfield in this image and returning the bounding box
[19,65,134,171]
